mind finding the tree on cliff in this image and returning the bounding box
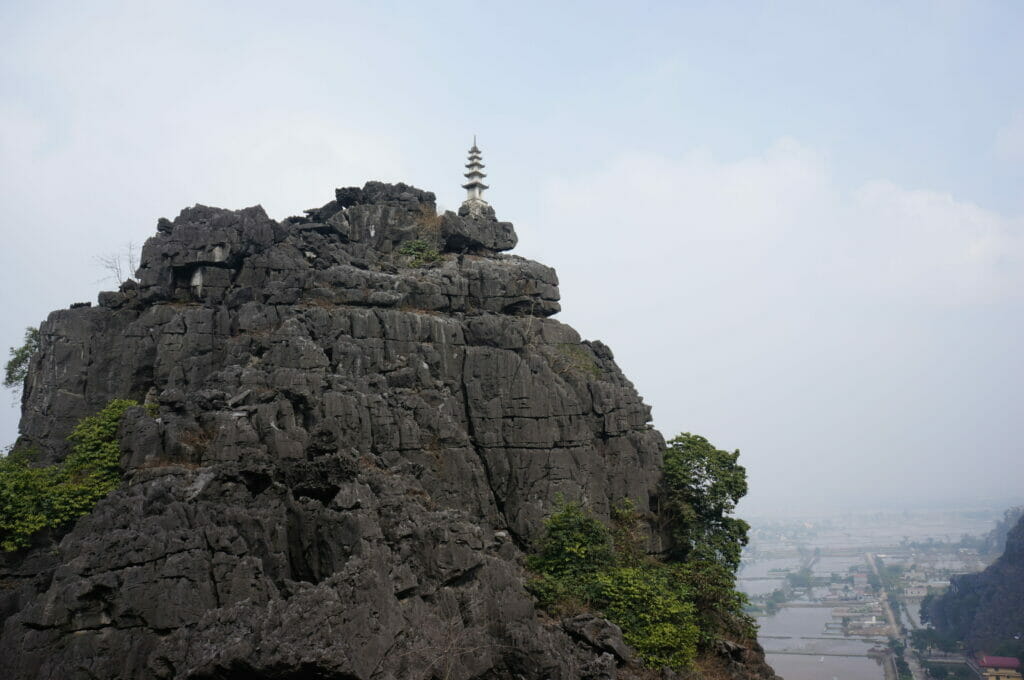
[3,327,39,394]
[660,433,750,571]
[528,433,755,669]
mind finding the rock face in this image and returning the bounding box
[926,514,1024,650]
[0,182,775,680]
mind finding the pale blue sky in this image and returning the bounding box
[2,1,1022,514]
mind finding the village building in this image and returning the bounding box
[978,655,1023,680]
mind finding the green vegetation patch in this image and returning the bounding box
[660,433,750,571]
[528,500,701,669]
[398,239,442,267]
[528,433,755,671]
[0,399,137,551]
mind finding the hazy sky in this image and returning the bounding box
[2,1,1022,515]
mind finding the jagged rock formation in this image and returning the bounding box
[0,182,777,680]
[926,514,1024,650]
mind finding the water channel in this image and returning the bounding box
[741,555,885,680]
[740,509,1000,680]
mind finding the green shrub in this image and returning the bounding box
[0,399,137,551]
[397,239,441,267]
[527,500,700,669]
[0,448,60,549]
[527,432,755,670]
[527,500,614,579]
[591,565,701,668]
[677,558,755,642]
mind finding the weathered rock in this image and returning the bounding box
[440,211,517,253]
[564,614,634,663]
[1,181,773,680]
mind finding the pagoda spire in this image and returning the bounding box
[460,137,490,218]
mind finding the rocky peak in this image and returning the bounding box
[2,182,773,680]
[117,182,527,313]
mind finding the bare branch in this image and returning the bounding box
[94,241,139,286]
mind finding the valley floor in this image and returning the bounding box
[739,508,1000,680]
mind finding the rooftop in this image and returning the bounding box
[979,656,1021,669]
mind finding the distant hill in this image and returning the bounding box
[981,506,1024,556]
[926,513,1024,655]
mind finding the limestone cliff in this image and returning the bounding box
[926,514,1024,652]
[0,183,777,679]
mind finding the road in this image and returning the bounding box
[866,553,900,638]
[866,553,927,680]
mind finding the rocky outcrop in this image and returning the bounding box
[926,514,1024,650]
[0,182,774,680]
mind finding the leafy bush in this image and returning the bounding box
[677,558,755,642]
[591,565,701,668]
[527,500,614,579]
[0,399,137,551]
[527,500,701,668]
[528,433,755,670]
[398,239,441,267]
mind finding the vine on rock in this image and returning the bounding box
[0,399,137,551]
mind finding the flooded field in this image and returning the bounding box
[738,557,798,578]
[812,555,863,576]
[753,586,885,679]
[738,578,786,596]
[766,653,885,680]
[758,607,835,638]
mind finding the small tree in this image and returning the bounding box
[4,327,40,391]
[660,433,750,570]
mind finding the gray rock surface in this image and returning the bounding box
[0,182,772,680]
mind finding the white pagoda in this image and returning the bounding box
[460,137,490,218]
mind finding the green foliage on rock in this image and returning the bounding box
[528,500,615,578]
[591,565,701,668]
[527,500,701,669]
[397,239,441,267]
[528,433,755,670]
[3,327,39,390]
[677,557,755,643]
[661,433,750,570]
[0,399,137,551]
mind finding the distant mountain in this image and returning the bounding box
[981,506,1024,556]
[926,513,1024,652]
